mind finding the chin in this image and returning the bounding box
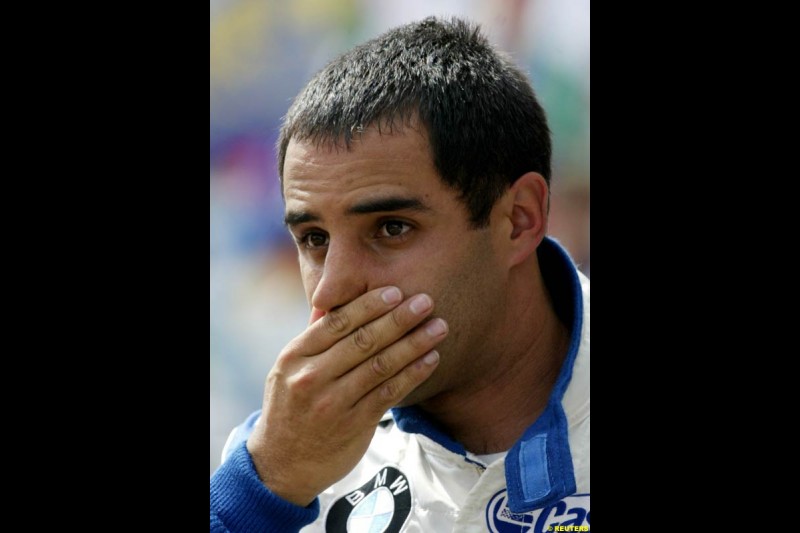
[393,397,416,409]
[394,380,435,409]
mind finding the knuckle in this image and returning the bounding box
[271,353,295,379]
[278,339,302,361]
[265,368,284,393]
[273,351,291,370]
[325,309,350,334]
[379,379,401,403]
[371,352,393,378]
[388,306,404,329]
[286,367,318,393]
[353,325,376,352]
[407,329,427,350]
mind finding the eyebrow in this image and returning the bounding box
[284,196,431,227]
[348,196,430,215]
[284,211,318,227]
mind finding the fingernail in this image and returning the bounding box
[381,287,402,304]
[425,318,447,337]
[424,350,439,365]
[409,294,432,315]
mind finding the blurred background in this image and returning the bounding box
[210,0,589,474]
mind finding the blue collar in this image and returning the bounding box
[392,236,584,512]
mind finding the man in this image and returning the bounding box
[211,16,589,532]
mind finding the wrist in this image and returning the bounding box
[246,438,320,507]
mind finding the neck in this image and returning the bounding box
[417,260,570,455]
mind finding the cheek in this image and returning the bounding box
[430,268,472,325]
[432,236,504,328]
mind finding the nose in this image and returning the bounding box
[310,242,369,314]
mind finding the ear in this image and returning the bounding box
[505,172,549,268]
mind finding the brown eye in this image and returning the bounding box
[304,232,329,248]
[378,221,411,238]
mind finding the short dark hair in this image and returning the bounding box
[277,16,551,227]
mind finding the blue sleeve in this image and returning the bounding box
[210,440,320,532]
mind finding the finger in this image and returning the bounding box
[298,286,404,356]
[326,293,436,377]
[338,317,448,405]
[308,307,326,325]
[358,348,441,418]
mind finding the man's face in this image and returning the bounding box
[282,124,509,405]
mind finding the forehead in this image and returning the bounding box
[282,125,447,207]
